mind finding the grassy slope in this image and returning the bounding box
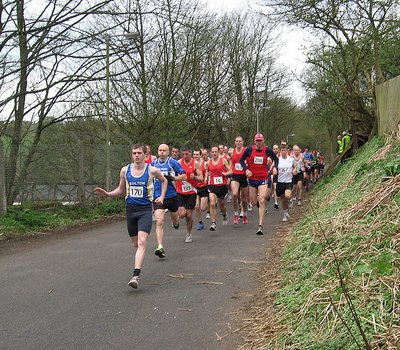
[272,135,400,349]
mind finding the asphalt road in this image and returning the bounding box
[0,202,287,350]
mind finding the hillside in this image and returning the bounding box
[238,130,400,349]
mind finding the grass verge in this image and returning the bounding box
[238,132,400,349]
[0,199,125,240]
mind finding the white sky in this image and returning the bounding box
[206,0,310,104]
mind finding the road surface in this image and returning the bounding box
[0,203,289,350]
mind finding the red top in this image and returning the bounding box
[247,146,269,180]
[231,148,246,175]
[197,159,208,188]
[208,157,228,186]
[176,159,197,195]
[144,154,153,164]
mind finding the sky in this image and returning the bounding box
[205,0,310,104]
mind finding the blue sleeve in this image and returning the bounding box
[240,147,252,171]
[170,158,185,175]
[266,147,279,167]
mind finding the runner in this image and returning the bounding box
[144,145,157,164]
[171,146,180,161]
[292,145,305,206]
[193,149,209,230]
[277,140,296,222]
[230,136,249,225]
[240,133,278,235]
[302,146,313,191]
[152,144,187,258]
[94,144,167,289]
[311,149,319,183]
[176,146,203,243]
[271,144,280,209]
[201,148,211,220]
[206,146,233,231]
[219,144,232,203]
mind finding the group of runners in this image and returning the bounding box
[94,134,325,289]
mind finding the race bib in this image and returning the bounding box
[214,176,223,185]
[182,181,193,193]
[234,163,243,171]
[129,186,143,197]
[254,156,264,164]
[281,167,290,173]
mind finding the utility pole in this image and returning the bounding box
[105,35,111,191]
[0,140,7,215]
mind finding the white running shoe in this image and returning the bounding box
[185,234,193,243]
[205,213,211,219]
[128,276,139,289]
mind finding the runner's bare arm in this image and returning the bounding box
[94,166,127,197]
[151,166,167,203]
[223,159,233,177]
[191,160,203,182]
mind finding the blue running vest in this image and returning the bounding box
[125,163,154,205]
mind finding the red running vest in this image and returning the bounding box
[246,146,269,180]
[208,157,228,186]
[176,159,198,195]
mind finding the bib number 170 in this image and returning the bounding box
[129,186,143,197]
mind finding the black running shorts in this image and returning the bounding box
[153,196,179,212]
[126,203,152,237]
[208,185,228,199]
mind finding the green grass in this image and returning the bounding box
[0,199,125,240]
[270,136,400,349]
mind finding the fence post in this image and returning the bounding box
[0,140,7,215]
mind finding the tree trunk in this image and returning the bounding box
[6,0,28,205]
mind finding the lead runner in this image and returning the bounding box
[94,144,167,289]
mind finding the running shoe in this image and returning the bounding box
[292,196,297,201]
[242,215,248,224]
[197,222,204,230]
[256,225,263,235]
[282,213,290,222]
[209,222,217,231]
[185,234,193,243]
[274,203,279,210]
[222,216,228,226]
[265,209,268,215]
[233,215,239,225]
[128,276,139,289]
[154,246,166,259]
[205,213,211,219]
[172,222,179,229]
[297,200,302,206]
[248,204,253,211]
[239,211,244,219]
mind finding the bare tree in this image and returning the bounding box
[0,0,113,204]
